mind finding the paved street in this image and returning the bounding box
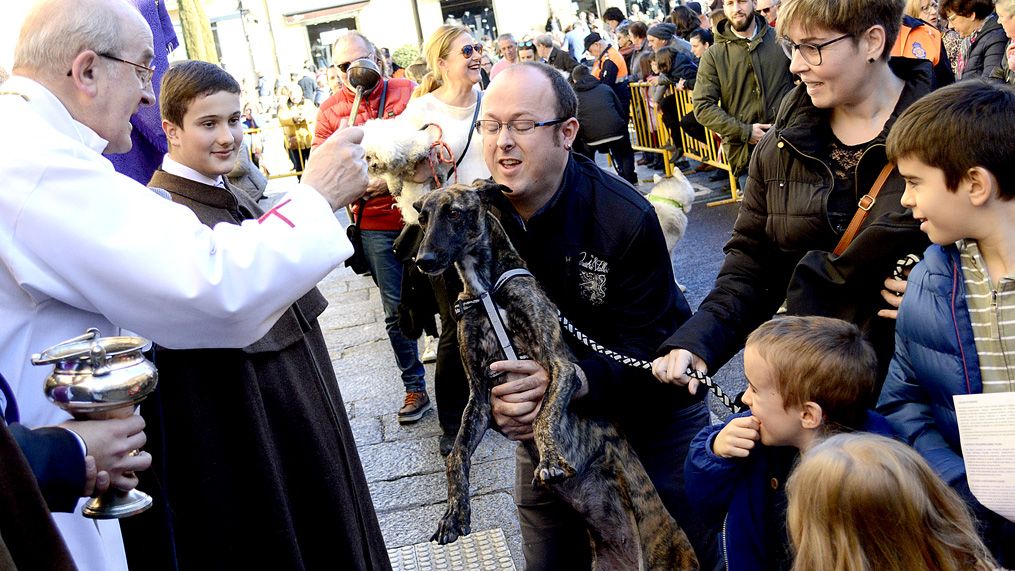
[309,158,748,569]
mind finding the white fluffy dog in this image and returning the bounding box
[358,118,452,225]
[647,172,696,255]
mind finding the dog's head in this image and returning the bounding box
[359,118,435,184]
[413,181,507,275]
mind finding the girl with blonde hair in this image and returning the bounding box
[787,433,996,571]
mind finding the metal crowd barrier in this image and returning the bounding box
[628,81,677,178]
[672,89,740,206]
[628,83,742,207]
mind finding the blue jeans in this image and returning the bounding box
[361,229,426,393]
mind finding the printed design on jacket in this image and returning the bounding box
[578,251,609,305]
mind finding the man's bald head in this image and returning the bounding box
[491,63,577,133]
[13,0,156,154]
[14,0,152,78]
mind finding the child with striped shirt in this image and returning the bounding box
[877,80,1015,568]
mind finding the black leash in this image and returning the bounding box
[557,313,743,413]
[459,268,743,413]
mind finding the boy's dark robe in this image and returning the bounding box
[121,171,391,571]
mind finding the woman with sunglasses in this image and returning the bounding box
[400,24,491,456]
[655,0,931,392]
[404,25,490,184]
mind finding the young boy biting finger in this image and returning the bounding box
[684,316,894,571]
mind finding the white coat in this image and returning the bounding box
[0,77,352,571]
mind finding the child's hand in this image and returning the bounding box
[713,416,760,459]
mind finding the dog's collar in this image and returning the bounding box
[647,194,686,210]
[452,268,534,362]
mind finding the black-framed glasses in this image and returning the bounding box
[66,52,155,85]
[461,43,484,58]
[474,118,568,135]
[334,57,372,73]
[756,6,775,15]
[779,33,853,65]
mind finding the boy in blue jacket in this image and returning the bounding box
[877,80,1015,568]
[686,316,893,571]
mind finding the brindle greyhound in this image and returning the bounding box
[414,181,698,571]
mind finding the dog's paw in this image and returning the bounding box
[431,502,471,545]
[534,454,576,485]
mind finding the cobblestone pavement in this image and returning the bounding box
[310,158,748,570]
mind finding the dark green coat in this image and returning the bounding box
[692,14,794,175]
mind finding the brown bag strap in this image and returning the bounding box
[833,163,895,256]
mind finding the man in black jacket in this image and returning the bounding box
[480,62,719,571]
[535,34,579,74]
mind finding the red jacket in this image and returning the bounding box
[313,78,415,231]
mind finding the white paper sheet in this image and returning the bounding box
[954,392,1015,523]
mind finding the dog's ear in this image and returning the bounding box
[472,180,506,208]
[473,179,514,197]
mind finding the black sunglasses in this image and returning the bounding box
[461,43,484,58]
[334,57,372,73]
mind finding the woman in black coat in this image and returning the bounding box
[941,0,1008,80]
[655,0,932,388]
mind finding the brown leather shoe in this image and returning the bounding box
[398,391,432,424]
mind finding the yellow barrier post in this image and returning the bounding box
[671,89,741,207]
[627,82,674,178]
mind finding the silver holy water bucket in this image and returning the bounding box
[32,328,158,519]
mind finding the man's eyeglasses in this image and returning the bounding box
[474,118,568,135]
[67,52,155,85]
[334,57,372,73]
[461,43,484,58]
[779,33,853,66]
[756,6,775,15]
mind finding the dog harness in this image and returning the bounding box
[453,268,534,363]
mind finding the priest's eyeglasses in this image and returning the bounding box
[67,53,155,85]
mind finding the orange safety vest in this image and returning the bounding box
[591,46,629,82]
[892,18,943,66]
